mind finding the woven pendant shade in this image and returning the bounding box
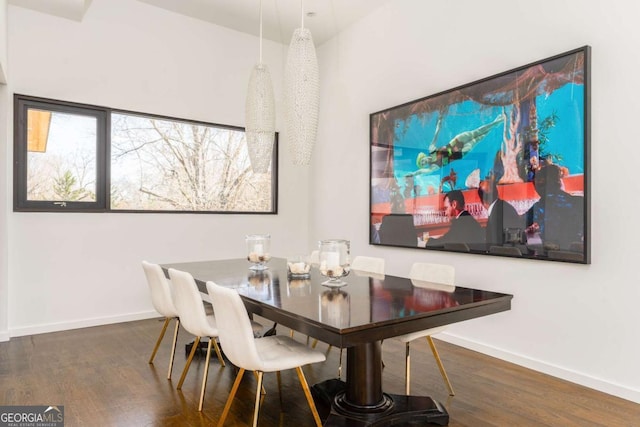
[245,62,275,174]
[245,0,275,174]
[284,26,319,166]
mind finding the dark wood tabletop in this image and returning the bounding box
[161,257,512,348]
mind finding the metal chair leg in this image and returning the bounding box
[212,338,226,367]
[149,318,170,364]
[338,348,343,379]
[296,367,322,427]
[252,371,267,395]
[252,371,264,427]
[198,339,213,411]
[427,336,455,396]
[177,336,200,389]
[167,318,180,379]
[217,368,245,427]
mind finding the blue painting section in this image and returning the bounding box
[393,83,584,197]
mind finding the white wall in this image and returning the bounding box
[4,0,311,336]
[312,0,640,403]
[0,0,7,83]
[0,0,8,341]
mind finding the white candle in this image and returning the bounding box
[326,252,340,269]
[254,243,264,255]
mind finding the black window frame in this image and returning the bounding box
[13,94,278,214]
[14,95,108,212]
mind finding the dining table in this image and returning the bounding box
[161,257,513,426]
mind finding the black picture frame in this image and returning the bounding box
[370,46,590,264]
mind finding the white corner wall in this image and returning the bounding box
[0,0,7,83]
[312,0,640,403]
[0,0,8,341]
[5,0,311,336]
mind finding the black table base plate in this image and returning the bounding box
[311,379,449,426]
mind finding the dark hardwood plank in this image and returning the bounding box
[0,319,637,426]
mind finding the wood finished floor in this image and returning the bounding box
[1,318,638,426]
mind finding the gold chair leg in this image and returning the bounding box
[405,342,411,395]
[217,368,245,427]
[338,348,343,379]
[212,338,226,367]
[167,318,180,380]
[252,371,264,427]
[198,339,213,411]
[427,336,455,396]
[295,367,322,427]
[178,336,200,389]
[149,318,170,364]
[252,371,267,395]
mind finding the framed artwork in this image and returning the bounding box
[370,46,590,264]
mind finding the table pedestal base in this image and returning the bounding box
[312,379,449,426]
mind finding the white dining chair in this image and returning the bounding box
[351,255,385,277]
[395,262,456,396]
[168,268,227,411]
[207,281,326,427]
[142,261,180,380]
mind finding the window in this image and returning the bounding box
[14,96,107,211]
[14,95,278,213]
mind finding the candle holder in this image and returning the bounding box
[287,255,311,279]
[246,234,271,271]
[318,239,351,287]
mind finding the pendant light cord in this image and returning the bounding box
[259,0,263,63]
[300,0,304,29]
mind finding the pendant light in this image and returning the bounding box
[245,0,276,174]
[284,0,319,166]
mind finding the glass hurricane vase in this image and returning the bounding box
[246,234,271,271]
[318,239,350,287]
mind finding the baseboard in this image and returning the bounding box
[8,310,159,338]
[0,330,10,342]
[438,332,640,404]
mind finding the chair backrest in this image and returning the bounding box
[142,261,178,318]
[351,256,385,275]
[206,281,263,371]
[409,262,455,291]
[168,268,217,337]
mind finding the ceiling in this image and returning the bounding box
[9,0,390,46]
